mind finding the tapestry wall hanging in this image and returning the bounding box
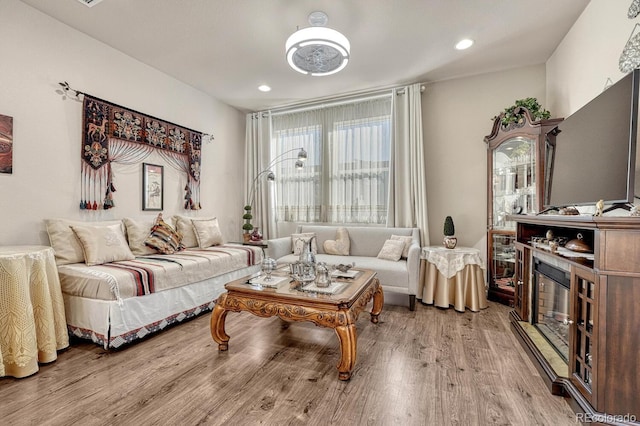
[0,114,13,174]
[81,95,202,210]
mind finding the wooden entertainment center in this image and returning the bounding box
[509,214,640,424]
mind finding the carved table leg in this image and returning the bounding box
[335,323,357,380]
[371,280,384,324]
[210,295,230,351]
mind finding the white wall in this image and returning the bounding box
[0,0,246,246]
[547,0,635,116]
[423,65,547,258]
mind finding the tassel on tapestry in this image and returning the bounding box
[104,180,116,210]
[81,95,203,210]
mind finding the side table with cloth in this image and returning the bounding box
[0,246,69,378]
[417,246,488,312]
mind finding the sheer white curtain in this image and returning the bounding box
[245,112,273,238]
[388,83,430,245]
[271,95,392,225]
[324,99,391,223]
[271,108,323,223]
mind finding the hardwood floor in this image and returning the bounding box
[0,301,577,425]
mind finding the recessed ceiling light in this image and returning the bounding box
[76,0,105,7]
[258,85,271,92]
[455,39,474,50]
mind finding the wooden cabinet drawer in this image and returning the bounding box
[600,230,640,274]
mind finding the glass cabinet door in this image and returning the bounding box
[492,233,516,289]
[570,269,597,402]
[492,136,537,231]
[513,244,528,320]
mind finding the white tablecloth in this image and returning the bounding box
[0,246,69,378]
[418,246,488,312]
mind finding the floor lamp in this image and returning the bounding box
[243,148,306,241]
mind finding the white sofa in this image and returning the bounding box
[267,225,420,310]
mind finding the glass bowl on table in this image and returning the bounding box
[261,257,277,282]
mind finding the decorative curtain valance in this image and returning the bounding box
[81,95,202,210]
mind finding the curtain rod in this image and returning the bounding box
[268,92,393,117]
[58,81,215,141]
[395,85,426,95]
[262,83,426,117]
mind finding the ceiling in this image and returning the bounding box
[21,0,590,113]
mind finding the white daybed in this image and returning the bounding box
[45,217,262,349]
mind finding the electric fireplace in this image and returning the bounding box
[531,253,571,362]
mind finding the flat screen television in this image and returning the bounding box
[544,69,640,209]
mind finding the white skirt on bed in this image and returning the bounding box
[64,264,259,349]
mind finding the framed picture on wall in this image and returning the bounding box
[142,163,163,211]
[0,114,13,174]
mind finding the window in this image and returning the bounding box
[271,95,392,224]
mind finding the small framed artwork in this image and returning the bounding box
[142,163,164,211]
[0,114,13,174]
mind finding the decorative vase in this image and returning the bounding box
[315,262,330,288]
[261,257,277,281]
[250,227,263,242]
[443,236,457,249]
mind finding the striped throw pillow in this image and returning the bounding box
[144,213,185,254]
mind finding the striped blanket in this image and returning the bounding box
[58,244,262,302]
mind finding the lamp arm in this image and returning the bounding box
[246,147,306,211]
[247,156,300,208]
[265,147,303,170]
[247,168,274,208]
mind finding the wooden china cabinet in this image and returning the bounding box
[484,108,562,306]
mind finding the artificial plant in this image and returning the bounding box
[493,97,551,127]
[444,216,455,237]
[242,205,254,233]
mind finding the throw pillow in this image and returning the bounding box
[123,218,157,256]
[323,227,350,255]
[45,218,125,265]
[391,234,414,258]
[145,213,185,254]
[377,239,405,261]
[292,233,318,256]
[70,223,136,266]
[191,218,224,248]
[172,214,208,248]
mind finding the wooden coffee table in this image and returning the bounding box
[210,269,383,380]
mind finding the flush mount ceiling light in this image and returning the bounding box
[285,11,350,76]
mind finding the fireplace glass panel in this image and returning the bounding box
[534,271,570,362]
